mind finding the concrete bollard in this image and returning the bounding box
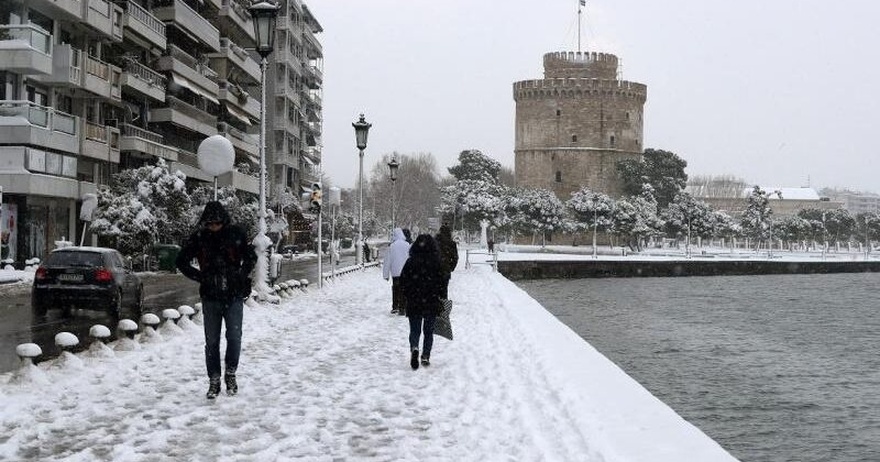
[51,332,83,369]
[9,343,47,385]
[159,309,183,336]
[193,302,204,325]
[177,305,196,330]
[139,313,162,343]
[88,324,114,358]
[299,278,309,291]
[114,319,141,351]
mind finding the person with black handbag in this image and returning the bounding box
[399,234,445,369]
[435,224,458,300]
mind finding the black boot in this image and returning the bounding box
[421,354,430,366]
[225,369,238,396]
[410,348,419,370]
[206,376,221,399]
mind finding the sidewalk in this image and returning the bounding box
[0,263,737,462]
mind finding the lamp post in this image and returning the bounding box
[352,114,371,265]
[249,0,279,296]
[591,194,599,259]
[387,156,399,233]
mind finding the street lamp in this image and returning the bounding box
[387,156,399,232]
[352,114,371,265]
[591,194,599,259]
[249,0,279,297]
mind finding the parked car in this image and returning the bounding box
[280,244,300,256]
[32,246,144,319]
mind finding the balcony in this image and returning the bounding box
[153,0,221,53]
[82,121,121,163]
[83,55,122,101]
[82,0,124,41]
[170,148,213,181]
[119,123,178,162]
[208,37,260,85]
[0,101,79,154]
[0,147,82,200]
[32,44,83,87]
[217,0,255,46]
[217,121,258,161]
[120,59,166,102]
[122,0,166,52]
[217,170,258,194]
[219,81,259,120]
[28,0,82,22]
[156,44,220,103]
[149,95,217,137]
[302,28,322,59]
[0,25,53,75]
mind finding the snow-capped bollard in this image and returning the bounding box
[140,313,162,343]
[193,302,204,325]
[177,305,196,330]
[299,278,309,291]
[87,324,114,358]
[51,332,83,369]
[159,309,183,336]
[114,319,141,351]
[9,343,47,385]
[178,305,195,320]
[272,284,284,298]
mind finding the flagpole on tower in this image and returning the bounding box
[577,0,585,52]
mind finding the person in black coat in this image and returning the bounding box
[399,234,445,369]
[176,201,257,399]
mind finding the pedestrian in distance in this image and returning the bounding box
[363,239,372,263]
[435,224,459,300]
[176,201,257,399]
[399,234,445,369]
[382,228,411,316]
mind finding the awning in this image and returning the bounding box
[225,104,252,126]
[171,73,219,105]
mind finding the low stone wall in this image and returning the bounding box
[497,259,880,280]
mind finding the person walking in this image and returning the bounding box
[383,228,411,315]
[435,224,459,300]
[399,234,445,369]
[176,201,257,399]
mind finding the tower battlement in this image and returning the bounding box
[513,78,647,103]
[543,51,618,79]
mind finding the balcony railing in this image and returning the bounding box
[166,43,219,81]
[123,58,166,88]
[0,100,77,135]
[85,54,109,79]
[0,24,52,55]
[125,0,166,36]
[121,123,163,143]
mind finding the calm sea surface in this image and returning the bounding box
[516,273,880,462]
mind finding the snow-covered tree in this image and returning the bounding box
[92,159,192,255]
[616,148,688,208]
[662,192,716,246]
[439,179,506,235]
[613,186,662,251]
[566,187,614,241]
[502,187,566,246]
[740,186,775,248]
[447,149,501,183]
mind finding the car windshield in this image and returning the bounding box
[46,251,104,267]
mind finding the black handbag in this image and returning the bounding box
[434,299,453,340]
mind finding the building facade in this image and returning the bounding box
[513,51,647,199]
[0,0,321,263]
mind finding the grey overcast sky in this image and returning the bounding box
[308,0,880,194]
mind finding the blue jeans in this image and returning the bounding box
[202,298,244,378]
[409,314,436,357]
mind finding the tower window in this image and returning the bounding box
[610,135,615,147]
[555,171,562,183]
[571,135,577,142]
[556,109,561,117]
[626,112,630,120]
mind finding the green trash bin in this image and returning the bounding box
[153,244,181,272]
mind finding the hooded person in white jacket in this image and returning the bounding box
[383,228,411,315]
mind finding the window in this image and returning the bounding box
[610,135,615,147]
[555,171,562,183]
[571,135,577,142]
[556,109,561,117]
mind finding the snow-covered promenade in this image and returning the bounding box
[0,262,737,461]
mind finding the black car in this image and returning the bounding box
[32,246,143,319]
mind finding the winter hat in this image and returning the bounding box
[200,201,231,225]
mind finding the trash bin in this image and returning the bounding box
[153,244,181,272]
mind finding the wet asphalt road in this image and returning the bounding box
[0,252,359,373]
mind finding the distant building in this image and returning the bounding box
[818,189,880,215]
[686,183,841,217]
[513,51,647,199]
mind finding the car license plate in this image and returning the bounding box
[58,273,84,282]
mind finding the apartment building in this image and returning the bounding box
[0,0,322,263]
